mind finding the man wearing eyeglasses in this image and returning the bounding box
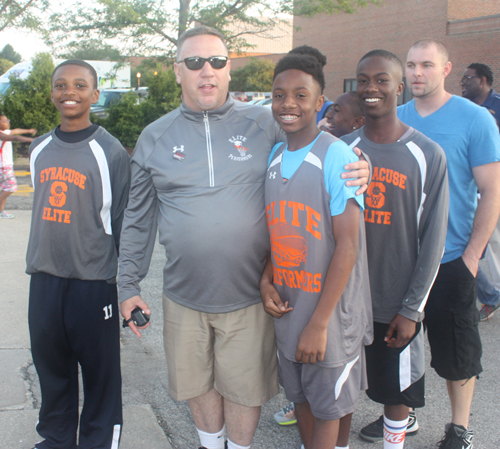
[461,63,500,127]
[117,26,369,449]
[397,40,500,449]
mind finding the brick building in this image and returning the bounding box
[293,0,500,102]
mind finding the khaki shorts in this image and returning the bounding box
[163,295,279,406]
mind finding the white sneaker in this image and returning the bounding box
[0,210,14,218]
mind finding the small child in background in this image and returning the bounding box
[0,113,36,218]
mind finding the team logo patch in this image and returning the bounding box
[173,145,185,161]
[228,135,252,161]
[270,222,308,268]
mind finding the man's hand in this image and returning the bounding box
[342,147,370,195]
[385,314,416,348]
[461,253,479,278]
[120,295,151,338]
[295,323,327,364]
[260,278,293,318]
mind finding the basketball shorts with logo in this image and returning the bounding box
[278,348,367,420]
[365,321,425,408]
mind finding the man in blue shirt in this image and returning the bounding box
[398,40,500,449]
[462,63,500,321]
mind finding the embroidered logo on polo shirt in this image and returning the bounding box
[228,135,252,161]
[173,145,185,161]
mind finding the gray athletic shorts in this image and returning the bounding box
[278,348,367,420]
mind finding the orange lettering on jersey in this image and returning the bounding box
[288,201,304,227]
[273,266,283,285]
[279,201,287,223]
[42,207,72,224]
[399,174,406,189]
[49,181,67,207]
[266,202,279,229]
[305,206,321,240]
[55,167,63,180]
[313,273,322,293]
[62,168,69,181]
[364,209,391,226]
[372,167,379,181]
[366,181,386,209]
[295,270,304,289]
[68,169,75,183]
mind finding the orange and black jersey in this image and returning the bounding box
[26,126,130,281]
[342,127,449,324]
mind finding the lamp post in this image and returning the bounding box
[137,72,141,88]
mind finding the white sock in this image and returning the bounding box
[383,415,408,449]
[335,446,349,449]
[197,425,225,449]
[227,438,250,449]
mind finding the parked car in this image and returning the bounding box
[231,91,248,102]
[90,87,148,118]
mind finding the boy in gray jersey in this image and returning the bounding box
[342,51,448,449]
[261,48,372,449]
[26,60,130,449]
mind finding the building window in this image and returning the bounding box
[344,79,357,92]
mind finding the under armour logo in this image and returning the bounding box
[269,172,276,179]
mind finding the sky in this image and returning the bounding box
[2,29,50,61]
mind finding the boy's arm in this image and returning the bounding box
[10,128,36,136]
[109,147,131,253]
[387,149,449,348]
[343,147,370,195]
[295,199,360,364]
[260,256,293,318]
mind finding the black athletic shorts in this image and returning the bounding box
[425,256,482,380]
[365,321,425,408]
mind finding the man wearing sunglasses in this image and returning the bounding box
[117,26,369,449]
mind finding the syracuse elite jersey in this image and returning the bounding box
[265,131,373,367]
[26,126,131,281]
[342,127,449,324]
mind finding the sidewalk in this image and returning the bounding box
[0,210,172,449]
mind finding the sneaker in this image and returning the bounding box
[437,423,473,448]
[273,402,297,425]
[0,210,14,218]
[359,411,419,443]
[479,303,500,321]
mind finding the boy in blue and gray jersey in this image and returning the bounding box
[26,59,130,449]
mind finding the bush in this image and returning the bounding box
[97,67,182,151]
[2,52,59,136]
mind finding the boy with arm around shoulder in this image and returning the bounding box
[260,48,372,449]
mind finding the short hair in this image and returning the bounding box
[468,63,493,86]
[345,91,364,118]
[410,39,449,63]
[274,46,326,93]
[358,49,404,80]
[52,59,98,89]
[177,26,228,60]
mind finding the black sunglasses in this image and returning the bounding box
[177,56,229,71]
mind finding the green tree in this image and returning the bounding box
[96,67,181,150]
[0,44,21,64]
[2,52,59,135]
[0,58,14,75]
[46,0,377,57]
[58,39,122,61]
[0,0,48,34]
[229,58,274,92]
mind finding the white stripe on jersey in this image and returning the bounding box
[304,151,322,170]
[405,141,427,228]
[399,343,412,392]
[348,136,361,149]
[89,139,112,235]
[268,152,282,171]
[30,136,53,189]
